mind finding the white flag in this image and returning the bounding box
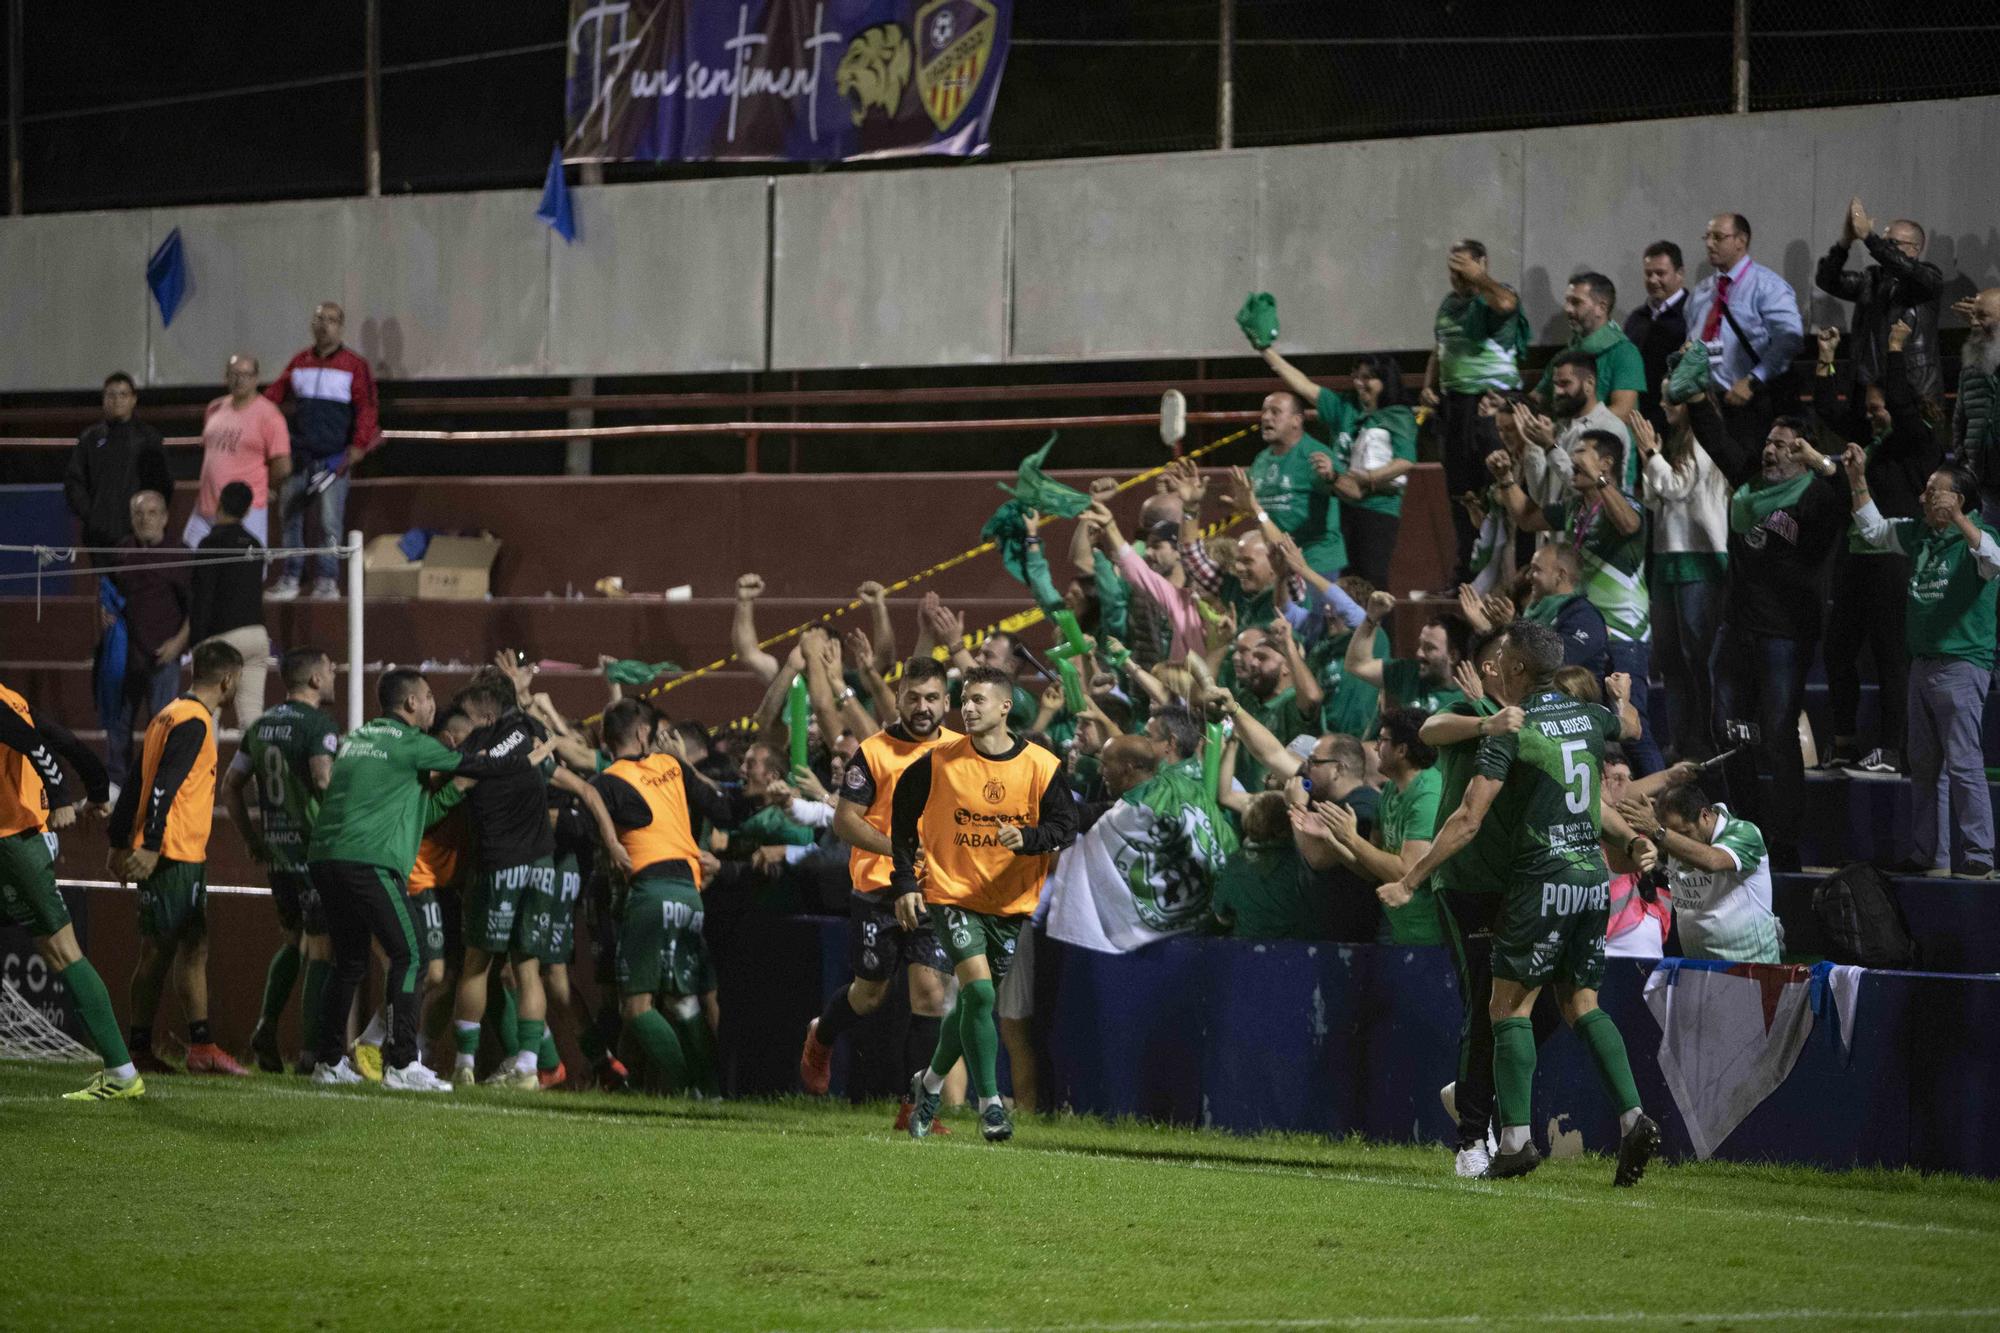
[1643,959,1817,1159]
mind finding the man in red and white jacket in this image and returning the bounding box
[263,302,380,599]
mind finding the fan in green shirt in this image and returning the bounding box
[1313,707,1444,945]
[1433,259,1529,395]
[1343,590,1471,731]
[1506,428,1651,646]
[1848,461,2000,669]
[1236,349,1349,577]
[1316,380,1419,520]
[1223,622,1322,792]
[1210,793,1329,941]
[1532,272,1646,420]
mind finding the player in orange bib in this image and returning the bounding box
[0,680,138,1100]
[894,665,1078,1143]
[797,656,962,1126]
[107,638,248,1077]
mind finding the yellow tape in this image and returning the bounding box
[588,426,1256,723]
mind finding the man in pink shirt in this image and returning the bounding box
[185,354,291,548]
[1080,501,1205,664]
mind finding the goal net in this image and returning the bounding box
[0,978,96,1062]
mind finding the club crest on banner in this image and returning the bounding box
[915,0,997,131]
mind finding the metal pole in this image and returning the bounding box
[363,0,382,195]
[6,0,23,215]
[1733,0,1750,114]
[1216,0,1235,150]
[345,530,365,732]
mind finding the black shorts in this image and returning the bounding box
[847,892,950,985]
[270,869,325,936]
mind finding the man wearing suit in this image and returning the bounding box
[1686,213,1805,457]
[1623,241,1689,433]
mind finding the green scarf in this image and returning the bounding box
[1728,471,1813,535]
[982,434,1092,584]
[1236,291,1279,350]
[1574,322,1624,357]
[1524,592,1580,626]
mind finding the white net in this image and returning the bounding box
[0,977,97,1063]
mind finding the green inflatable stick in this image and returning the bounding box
[787,675,810,772]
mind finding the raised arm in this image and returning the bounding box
[733,574,782,685]
[1344,591,1394,689]
[857,581,896,674]
[1260,345,1322,405]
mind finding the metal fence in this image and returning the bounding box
[3,2,1997,211]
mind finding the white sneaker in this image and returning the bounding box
[451,1061,477,1091]
[309,577,341,600]
[1454,1146,1491,1178]
[311,1058,363,1085]
[267,576,301,602]
[384,1060,451,1093]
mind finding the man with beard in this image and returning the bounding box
[1532,272,1645,422]
[798,657,964,1131]
[1346,591,1470,722]
[1955,288,2000,526]
[1223,624,1320,793]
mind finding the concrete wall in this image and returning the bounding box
[5,96,1997,391]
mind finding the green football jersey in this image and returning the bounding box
[1430,697,1507,896]
[239,700,339,872]
[1545,492,1651,643]
[1473,689,1621,885]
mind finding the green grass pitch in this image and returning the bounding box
[4,1063,1999,1331]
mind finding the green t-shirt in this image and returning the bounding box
[308,716,492,876]
[1534,322,1648,405]
[1381,658,1469,719]
[1310,625,1388,738]
[1435,290,1528,394]
[1377,767,1443,945]
[1473,690,1621,886]
[1249,437,1345,576]
[1430,697,1509,897]
[736,804,816,849]
[1544,491,1651,643]
[1318,387,1418,518]
[238,700,340,873]
[1212,842,1329,941]
[1885,515,2000,668]
[1237,686,1315,793]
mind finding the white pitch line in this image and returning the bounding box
[848,1311,2000,1333]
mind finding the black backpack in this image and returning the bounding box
[1811,863,1918,969]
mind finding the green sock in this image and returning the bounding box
[258,943,301,1026]
[628,1009,686,1092]
[669,1008,719,1097]
[1574,1007,1641,1115]
[1493,1016,1536,1129]
[928,991,967,1080]
[515,1019,546,1067]
[957,978,999,1100]
[300,959,331,1059]
[536,1028,560,1072]
[60,960,131,1068]
[455,1021,481,1057]
[483,981,520,1056]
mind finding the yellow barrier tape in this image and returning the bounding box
[588,425,1256,723]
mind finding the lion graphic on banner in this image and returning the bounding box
[837,23,913,125]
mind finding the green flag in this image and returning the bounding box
[982,433,1091,584]
[606,659,681,686]
[1664,340,1710,405]
[1236,291,1278,350]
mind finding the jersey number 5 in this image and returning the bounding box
[1560,739,1591,815]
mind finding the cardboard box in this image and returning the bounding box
[417,534,503,601]
[362,533,422,599]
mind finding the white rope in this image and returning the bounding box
[58,877,270,898]
[0,545,358,585]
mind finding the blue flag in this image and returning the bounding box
[146,226,187,326]
[536,144,575,244]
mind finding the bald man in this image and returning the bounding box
[266,301,381,600]
[186,355,290,549]
[1956,289,2000,525]
[1814,198,1943,401]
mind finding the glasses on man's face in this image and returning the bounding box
[1703,230,1736,242]
[1307,754,1339,770]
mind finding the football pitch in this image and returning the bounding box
[4,1065,1998,1331]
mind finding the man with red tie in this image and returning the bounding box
[1686,213,1805,458]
